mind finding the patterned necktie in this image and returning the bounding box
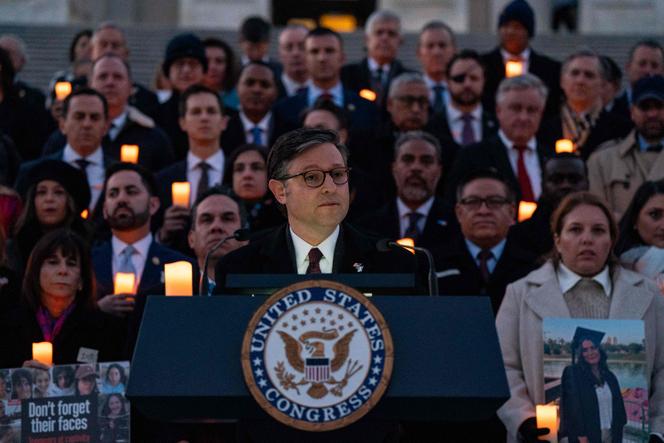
[461,113,476,146]
[477,249,494,282]
[118,245,137,275]
[432,84,445,115]
[404,212,423,242]
[306,248,323,274]
[513,145,535,202]
[197,162,211,200]
[251,126,263,146]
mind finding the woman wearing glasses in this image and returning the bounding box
[496,192,664,443]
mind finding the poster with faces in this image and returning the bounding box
[542,318,647,443]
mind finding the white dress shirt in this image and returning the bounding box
[239,110,272,145]
[290,225,340,274]
[396,196,434,238]
[111,232,153,286]
[446,104,483,145]
[500,47,531,73]
[63,144,105,210]
[498,130,542,200]
[367,57,389,82]
[308,82,344,107]
[280,73,307,97]
[186,150,225,206]
[109,110,128,141]
[595,383,613,430]
[556,263,612,297]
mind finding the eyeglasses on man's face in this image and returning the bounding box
[279,167,351,188]
[458,196,511,210]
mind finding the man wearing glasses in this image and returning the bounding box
[435,168,537,315]
[213,127,422,292]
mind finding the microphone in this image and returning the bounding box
[376,238,439,297]
[199,228,250,296]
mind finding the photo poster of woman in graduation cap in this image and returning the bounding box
[542,318,648,443]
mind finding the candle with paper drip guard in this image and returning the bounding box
[114,272,136,295]
[505,60,524,78]
[536,404,558,443]
[555,139,575,154]
[120,145,139,163]
[32,342,53,365]
[518,201,537,222]
[165,261,193,296]
[171,182,191,208]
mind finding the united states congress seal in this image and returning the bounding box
[241,280,394,431]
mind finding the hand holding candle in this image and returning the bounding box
[164,261,193,296]
[518,201,537,222]
[505,60,524,78]
[114,272,136,295]
[120,144,139,163]
[536,404,558,443]
[32,342,53,365]
[172,182,191,208]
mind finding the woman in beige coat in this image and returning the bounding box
[496,192,664,442]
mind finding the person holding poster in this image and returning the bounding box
[559,327,627,443]
[496,192,664,443]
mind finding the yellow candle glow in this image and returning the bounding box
[536,404,558,443]
[32,342,53,365]
[114,272,136,295]
[171,182,191,208]
[518,201,537,222]
[505,60,524,78]
[80,209,89,219]
[359,88,377,102]
[164,261,193,296]
[120,144,139,163]
[396,237,416,254]
[555,139,575,153]
[54,81,72,100]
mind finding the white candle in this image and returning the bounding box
[164,261,193,296]
[32,342,53,365]
[536,404,558,443]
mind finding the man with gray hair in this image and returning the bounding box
[213,127,423,294]
[276,24,309,99]
[446,73,556,204]
[416,20,457,116]
[341,10,409,107]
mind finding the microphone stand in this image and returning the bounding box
[199,229,249,296]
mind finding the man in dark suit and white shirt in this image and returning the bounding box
[416,20,457,117]
[276,25,309,99]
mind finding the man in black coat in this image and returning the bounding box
[214,127,424,294]
[480,0,561,118]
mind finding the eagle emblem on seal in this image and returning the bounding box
[276,328,361,399]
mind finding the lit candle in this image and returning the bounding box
[164,261,193,296]
[359,88,377,102]
[171,182,191,208]
[80,209,89,219]
[54,81,72,100]
[114,272,136,295]
[32,342,53,365]
[536,404,558,443]
[518,201,537,222]
[120,144,139,163]
[505,60,524,78]
[396,237,415,254]
[555,139,575,154]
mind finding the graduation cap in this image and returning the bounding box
[571,326,605,364]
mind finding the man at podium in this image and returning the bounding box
[213,127,423,292]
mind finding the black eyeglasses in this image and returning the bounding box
[458,196,511,210]
[394,95,429,107]
[279,167,351,188]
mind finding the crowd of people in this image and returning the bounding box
[0,0,663,441]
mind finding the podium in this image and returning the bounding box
[127,294,509,426]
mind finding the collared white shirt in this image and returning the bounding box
[446,103,483,145]
[109,110,128,141]
[186,150,225,206]
[111,232,153,286]
[290,225,340,274]
[498,130,542,200]
[396,196,434,238]
[63,144,105,210]
[500,47,531,73]
[280,73,307,97]
[239,110,272,145]
[308,82,344,107]
[367,57,389,81]
[423,74,449,106]
[465,238,506,275]
[595,383,613,430]
[556,262,612,297]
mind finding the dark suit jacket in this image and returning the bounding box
[507,201,556,260]
[356,197,458,252]
[559,364,626,443]
[537,108,633,160]
[219,111,289,153]
[480,47,562,118]
[444,133,556,205]
[341,58,410,110]
[273,87,379,134]
[433,233,539,314]
[213,223,425,294]
[0,303,125,368]
[130,82,160,120]
[433,107,499,149]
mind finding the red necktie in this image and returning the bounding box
[514,145,535,202]
[306,248,323,274]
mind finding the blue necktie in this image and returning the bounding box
[118,245,136,275]
[251,126,263,146]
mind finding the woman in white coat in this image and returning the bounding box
[496,191,664,443]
